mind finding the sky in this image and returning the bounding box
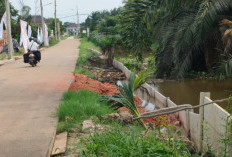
[9,0,124,23]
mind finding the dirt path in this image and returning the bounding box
[0,37,79,157]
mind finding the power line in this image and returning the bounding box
[58,14,89,19]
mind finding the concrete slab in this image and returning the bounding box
[0,38,79,157]
[51,132,68,156]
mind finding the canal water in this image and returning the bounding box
[152,79,232,113]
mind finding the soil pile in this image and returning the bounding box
[69,74,179,128]
[69,74,120,96]
[81,56,126,84]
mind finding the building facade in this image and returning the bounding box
[66,24,81,35]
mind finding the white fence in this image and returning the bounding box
[90,49,232,155]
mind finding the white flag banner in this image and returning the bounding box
[20,20,29,53]
[44,24,49,46]
[28,25,32,38]
[40,28,43,43]
[37,28,41,44]
[20,33,23,46]
[0,12,6,40]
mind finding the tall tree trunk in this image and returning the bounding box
[106,48,114,67]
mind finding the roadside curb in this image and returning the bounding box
[46,127,57,157]
[0,56,23,66]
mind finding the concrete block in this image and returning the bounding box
[203,97,232,155]
[189,112,201,150]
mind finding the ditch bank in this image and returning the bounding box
[89,49,232,156]
[69,73,179,127]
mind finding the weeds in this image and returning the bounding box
[79,125,193,157]
[48,39,59,47]
[74,68,94,78]
[57,90,114,132]
[75,38,99,76]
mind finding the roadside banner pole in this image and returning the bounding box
[5,0,14,58]
[40,0,46,46]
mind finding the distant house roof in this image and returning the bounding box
[31,15,51,24]
[67,24,80,28]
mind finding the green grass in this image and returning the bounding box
[57,90,114,132]
[79,38,99,52]
[74,68,94,78]
[74,38,99,77]
[13,51,24,56]
[62,36,68,40]
[79,125,193,157]
[76,38,96,66]
[0,51,24,60]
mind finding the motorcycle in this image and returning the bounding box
[23,50,41,67]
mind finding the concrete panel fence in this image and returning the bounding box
[90,49,232,155]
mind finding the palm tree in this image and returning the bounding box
[100,70,152,129]
[120,0,232,78]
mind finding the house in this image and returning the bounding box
[31,15,51,25]
[66,24,81,35]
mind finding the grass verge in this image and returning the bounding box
[79,124,194,157]
[74,38,99,78]
[57,90,114,132]
[48,39,59,47]
[62,36,68,40]
[74,68,94,78]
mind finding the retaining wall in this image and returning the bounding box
[90,49,232,155]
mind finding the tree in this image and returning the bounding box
[0,0,19,39]
[120,0,232,79]
[48,18,65,34]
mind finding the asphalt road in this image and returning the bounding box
[0,37,79,157]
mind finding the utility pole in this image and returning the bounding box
[54,0,58,40]
[57,21,61,40]
[34,0,38,23]
[5,0,13,59]
[40,0,46,45]
[76,6,79,36]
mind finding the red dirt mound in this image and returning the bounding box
[69,74,120,96]
[69,74,179,128]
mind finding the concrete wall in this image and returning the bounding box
[90,49,232,155]
[203,97,232,156]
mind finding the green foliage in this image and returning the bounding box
[117,0,232,78]
[116,56,138,71]
[57,90,114,131]
[48,18,65,34]
[0,1,19,39]
[76,38,97,67]
[119,0,154,61]
[133,69,153,91]
[48,39,59,47]
[215,54,232,79]
[100,72,149,129]
[83,8,121,32]
[61,35,68,40]
[79,126,192,157]
[74,68,94,79]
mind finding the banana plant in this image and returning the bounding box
[99,70,153,129]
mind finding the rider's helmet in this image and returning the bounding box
[29,37,35,42]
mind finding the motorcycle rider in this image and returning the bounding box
[27,37,41,62]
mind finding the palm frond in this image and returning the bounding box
[99,72,148,129]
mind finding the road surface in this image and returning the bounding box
[0,37,79,157]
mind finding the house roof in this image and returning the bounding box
[67,24,80,28]
[31,15,51,24]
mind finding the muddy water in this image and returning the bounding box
[152,79,232,113]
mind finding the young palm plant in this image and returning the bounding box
[100,70,153,129]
